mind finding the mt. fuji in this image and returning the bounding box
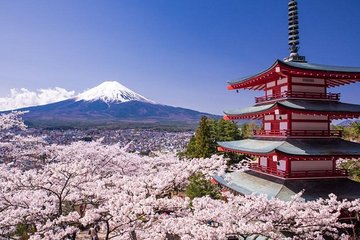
[6,81,219,129]
[76,81,152,103]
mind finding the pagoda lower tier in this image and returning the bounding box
[212,170,360,201]
[218,138,360,179]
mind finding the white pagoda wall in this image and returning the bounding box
[292,113,328,120]
[291,77,325,85]
[292,122,328,130]
[277,78,288,85]
[292,85,325,93]
[265,77,288,96]
[263,77,328,98]
[291,113,329,131]
[266,81,276,88]
[263,113,289,131]
[291,77,326,93]
[291,160,333,171]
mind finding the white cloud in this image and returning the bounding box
[0,87,76,111]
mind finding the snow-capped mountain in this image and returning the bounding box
[76,81,152,103]
[5,81,219,129]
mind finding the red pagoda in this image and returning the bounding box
[215,0,360,200]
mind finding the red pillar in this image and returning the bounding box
[286,157,291,177]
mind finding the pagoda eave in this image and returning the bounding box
[218,145,360,161]
[213,171,360,201]
[217,146,276,157]
[227,61,280,90]
[224,114,263,120]
[227,60,360,90]
[218,139,360,157]
[224,100,360,120]
[279,60,360,79]
[224,112,360,121]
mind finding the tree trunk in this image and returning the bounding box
[129,230,137,240]
[105,220,110,240]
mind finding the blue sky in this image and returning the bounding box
[1,0,360,114]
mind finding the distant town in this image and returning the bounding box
[28,128,193,153]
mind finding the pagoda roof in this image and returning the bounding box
[218,138,360,156]
[224,99,360,120]
[283,60,360,73]
[228,60,360,90]
[213,171,360,201]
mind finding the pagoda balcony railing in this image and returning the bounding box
[255,91,340,104]
[250,163,348,178]
[253,129,342,138]
[249,163,287,177]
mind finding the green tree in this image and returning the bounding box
[215,119,241,142]
[181,135,197,158]
[240,122,258,138]
[14,222,36,240]
[185,172,221,200]
[333,122,360,142]
[332,122,360,181]
[193,116,213,158]
[351,122,360,141]
[181,117,243,159]
[338,159,360,182]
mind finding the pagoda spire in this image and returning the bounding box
[284,0,306,62]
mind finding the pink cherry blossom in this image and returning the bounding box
[0,113,359,240]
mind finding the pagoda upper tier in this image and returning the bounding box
[228,60,360,91]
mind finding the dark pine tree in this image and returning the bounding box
[194,116,213,158]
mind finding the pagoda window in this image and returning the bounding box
[279,122,288,130]
[264,122,271,131]
[280,85,288,93]
[277,78,288,85]
[264,115,274,121]
[266,81,276,88]
[276,114,287,120]
[277,160,286,172]
[266,89,273,96]
[260,157,267,167]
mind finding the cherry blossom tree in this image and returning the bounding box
[0,112,359,240]
[0,111,50,169]
[0,111,27,131]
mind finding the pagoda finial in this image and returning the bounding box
[284,0,306,62]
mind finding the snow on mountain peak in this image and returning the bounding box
[76,81,152,103]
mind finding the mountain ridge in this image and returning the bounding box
[3,81,220,129]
